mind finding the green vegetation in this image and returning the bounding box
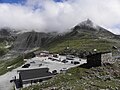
[0,48,8,56]
[24,52,35,59]
[0,56,25,75]
[22,62,120,90]
[47,38,120,54]
[21,32,120,90]
[0,42,8,56]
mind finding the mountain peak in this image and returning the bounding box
[78,19,97,28]
[82,19,93,25]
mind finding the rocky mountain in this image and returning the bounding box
[12,19,120,52]
[0,28,16,57]
[66,19,117,39]
[13,31,57,51]
[0,27,16,42]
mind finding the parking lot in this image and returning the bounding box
[20,55,87,73]
[0,55,87,90]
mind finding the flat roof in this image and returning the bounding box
[18,68,53,81]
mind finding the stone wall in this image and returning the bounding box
[101,52,112,64]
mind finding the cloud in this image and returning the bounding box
[0,0,120,34]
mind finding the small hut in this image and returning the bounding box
[87,51,112,67]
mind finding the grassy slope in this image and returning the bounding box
[0,41,25,75]
[22,62,120,90]
[22,37,120,90]
[47,38,120,54]
[0,42,8,56]
[0,56,24,75]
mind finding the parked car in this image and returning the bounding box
[62,59,68,63]
[22,64,30,68]
[51,58,57,61]
[48,57,52,59]
[53,54,59,58]
[10,79,14,83]
[66,55,75,60]
[71,61,80,65]
[52,70,58,75]
[30,61,35,63]
[60,68,67,73]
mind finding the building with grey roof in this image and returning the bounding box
[17,68,54,87]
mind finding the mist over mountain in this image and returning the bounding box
[12,19,120,51]
[0,27,17,42]
[0,0,120,34]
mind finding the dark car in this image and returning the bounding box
[10,79,14,83]
[73,61,80,65]
[66,55,75,60]
[62,59,68,63]
[22,64,30,68]
[30,61,35,63]
[52,70,58,75]
[48,57,52,59]
[53,54,59,58]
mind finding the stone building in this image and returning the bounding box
[87,51,112,67]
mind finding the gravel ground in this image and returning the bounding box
[23,56,87,73]
[0,69,17,90]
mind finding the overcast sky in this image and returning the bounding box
[0,0,120,34]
